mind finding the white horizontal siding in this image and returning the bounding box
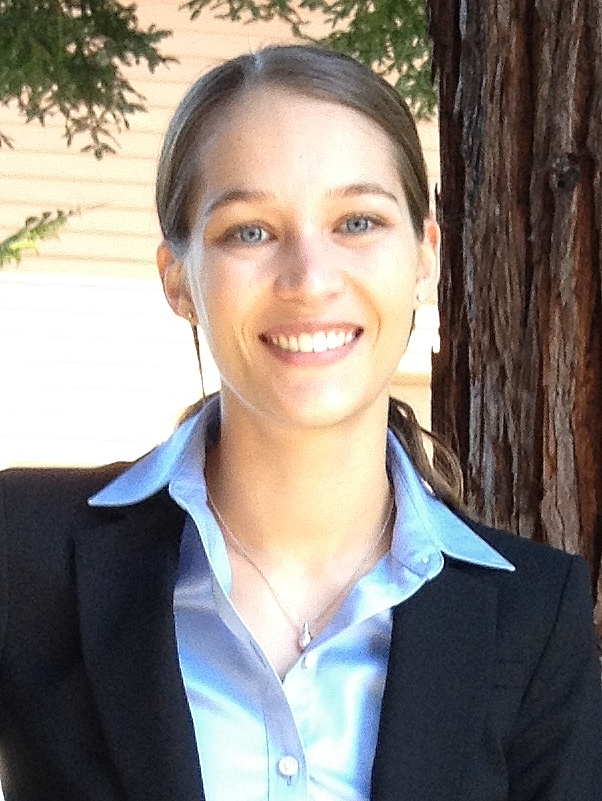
[0,272,218,467]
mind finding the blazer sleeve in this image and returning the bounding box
[506,554,602,801]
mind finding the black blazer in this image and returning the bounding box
[0,465,601,801]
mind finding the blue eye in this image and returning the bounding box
[237,225,268,244]
[343,216,372,234]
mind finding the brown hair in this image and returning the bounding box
[156,45,429,247]
[156,44,464,510]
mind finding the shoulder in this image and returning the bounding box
[452,514,596,650]
[0,463,130,524]
[0,464,133,658]
[0,462,129,495]
[461,514,588,586]
[430,516,600,725]
[0,462,129,541]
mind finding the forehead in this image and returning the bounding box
[194,87,400,191]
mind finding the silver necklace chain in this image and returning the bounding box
[206,488,395,651]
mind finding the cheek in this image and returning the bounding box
[193,262,253,353]
[376,253,420,306]
[195,280,227,343]
[378,270,420,340]
[186,247,224,312]
[200,249,270,315]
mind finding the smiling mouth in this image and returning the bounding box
[261,329,361,353]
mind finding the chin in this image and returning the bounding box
[266,389,389,432]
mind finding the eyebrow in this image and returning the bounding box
[200,189,273,220]
[328,183,401,205]
[200,182,401,220]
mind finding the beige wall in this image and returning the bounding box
[0,1,440,467]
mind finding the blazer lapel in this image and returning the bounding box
[74,490,205,801]
[371,560,499,801]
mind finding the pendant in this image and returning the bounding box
[298,621,312,650]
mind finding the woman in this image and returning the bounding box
[0,45,600,801]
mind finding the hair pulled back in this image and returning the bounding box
[157,44,463,510]
[156,45,430,251]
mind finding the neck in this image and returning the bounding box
[204,392,392,567]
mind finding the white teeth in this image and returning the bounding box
[297,332,314,353]
[269,329,357,353]
[327,331,345,349]
[311,331,328,353]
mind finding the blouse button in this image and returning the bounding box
[278,755,299,778]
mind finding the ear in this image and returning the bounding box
[157,241,197,323]
[414,218,440,307]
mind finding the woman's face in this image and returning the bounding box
[160,87,439,431]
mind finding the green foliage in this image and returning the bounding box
[0,209,76,267]
[182,0,435,117]
[0,0,175,158]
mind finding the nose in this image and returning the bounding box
[273,233,345,303]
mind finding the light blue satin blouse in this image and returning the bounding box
[90,397,513,801]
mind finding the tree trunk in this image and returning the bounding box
[428,0,602,655]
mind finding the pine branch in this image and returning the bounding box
[0,209,77,268]
[0,1,175,158]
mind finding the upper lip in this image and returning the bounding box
[260,321,362,338]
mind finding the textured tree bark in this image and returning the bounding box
[428,0,602,653]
